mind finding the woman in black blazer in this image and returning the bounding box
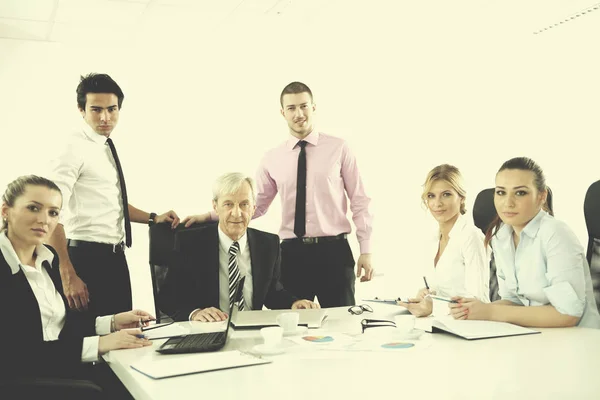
[0,175,153,397]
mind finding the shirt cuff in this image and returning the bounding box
[81,336,100,363]
[189,308,201,321]
[543,281,585,317]
[358,239,371,254]
[95,315,112,335]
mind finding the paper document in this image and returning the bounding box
[130,350,271,379]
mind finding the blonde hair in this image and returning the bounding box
[212,172,256,203]
[2,175,62,231]
[421,164,467,215]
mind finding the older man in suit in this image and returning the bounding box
[159,173,318,322]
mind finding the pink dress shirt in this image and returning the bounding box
[212,131,373,254]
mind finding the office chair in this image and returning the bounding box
[0,378,103,400]
[472,188,501,302]
[584,180,600,312]
[149,221,217,322]
[473,187,554,303]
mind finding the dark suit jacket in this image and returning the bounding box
[158,225,298,321]
[0,245,96,379]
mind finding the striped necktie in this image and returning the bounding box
[228,241,245,311]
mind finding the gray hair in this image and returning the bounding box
[212,172,257,203]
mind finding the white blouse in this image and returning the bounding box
[492,210,600,329]
[424,213,490,302]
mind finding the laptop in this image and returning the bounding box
[231,308,328,329]
[156,277,245,354]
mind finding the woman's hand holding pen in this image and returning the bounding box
[114,309,156,331]
[416,288,437,300]
[448,297,489,320]
[98,330,152,356]
[397,297,433,317]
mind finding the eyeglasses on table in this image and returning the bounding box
[360,318,396,333]
[348,304,373,315]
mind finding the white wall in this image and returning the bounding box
[1,3,599,313]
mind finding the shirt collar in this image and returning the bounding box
[521,209,547,239]
[81,122,110,146]
[217,225,248,255]
[432,213,466,240]
[495,209,547,241]
[285,129,320,151]
[0,231,55,275]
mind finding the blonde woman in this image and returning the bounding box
[399,165,490,317]
[0,175,153,397]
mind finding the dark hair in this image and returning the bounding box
[2,175,62,232]
[484,157,553,246]
[76,73,125,111]
[280,81,313,107]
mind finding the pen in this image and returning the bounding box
[428,295,458,303]
[423,276,430,290]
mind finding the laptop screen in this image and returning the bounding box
[225,276,245,335]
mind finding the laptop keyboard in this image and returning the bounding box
[174,331,226,350]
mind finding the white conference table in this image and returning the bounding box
[105,304,600,400]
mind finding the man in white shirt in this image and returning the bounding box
[48,73,180,318]
[159,172,318,322]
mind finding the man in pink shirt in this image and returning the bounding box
[184,82,373,307]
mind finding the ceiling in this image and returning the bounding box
[0,0,599,43]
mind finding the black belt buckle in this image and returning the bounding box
[301,237,317,244]
[112,242,125,253]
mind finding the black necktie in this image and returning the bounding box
[294,140,307,238]
[106,138,132,247]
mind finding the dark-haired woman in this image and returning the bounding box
[449,158,600,328]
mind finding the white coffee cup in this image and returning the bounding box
[260,327,283,347]
[276,312,300,333]
[394,315,416,333]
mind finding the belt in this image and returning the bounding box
[282,233,347,245]
[67,239,126,253]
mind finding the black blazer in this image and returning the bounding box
[158,225,297,321]
[0,245,96,379]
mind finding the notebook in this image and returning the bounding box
[431,318,540,340]
[231,308,328,329]
[131,350,271,379]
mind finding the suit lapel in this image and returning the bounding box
[247,229,268,309]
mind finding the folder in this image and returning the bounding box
[130,350,271,379]
[430,318,540,340]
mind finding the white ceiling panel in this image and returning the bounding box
[49,20,134,42]
[0,17,49,41]
[0,0,57,21]
[55,0,147,25]
[154,0,240,11]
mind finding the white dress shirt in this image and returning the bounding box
[493,210,600,329]
[217,227,254,311]
[424,213,491,301]
[49,123,125,244]
[0,232,112,362]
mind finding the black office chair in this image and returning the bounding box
[0,378,103,400]
[473,186,554,303]
[149,221,217,322]
[584,180,600,312]
[472,188,501,302]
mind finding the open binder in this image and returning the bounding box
[430,318,540,340]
